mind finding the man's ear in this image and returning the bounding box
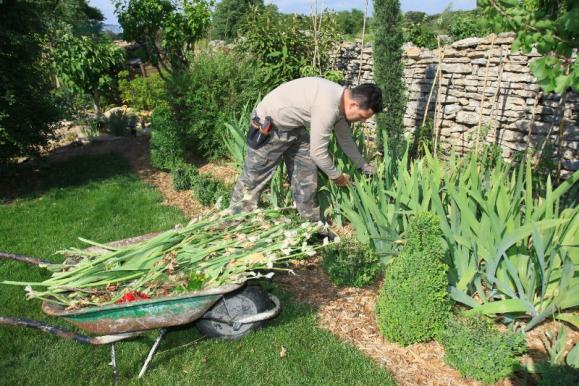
[348,100,359,110]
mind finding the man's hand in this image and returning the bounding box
[360,164,376,177]
[332,173,351,187]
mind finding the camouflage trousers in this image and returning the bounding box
[230,126,320,222]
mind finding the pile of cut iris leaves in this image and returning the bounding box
[2,209,322,310]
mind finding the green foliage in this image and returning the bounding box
[322,237,381,287]
[534,324,579,385]
[114,0,211,75]
[539,364,579,386]
[375,212,451,346]
[410,119,434,158]
[0,1,61,163]
[403,11,427,25]
[479,0,579,94]
[401,8,492,45]
[164,52,263,159]
[335,145,579,331]
[222,101,253,167]
[54,0,106,37]
[171,162,199,191]
[150,106,186,170]
[191,174,232,207]
[51,32,125,116]
[447,13,490,40]
[442,315,527,384]
[336,9,365,37]
[403,22,438,49]
[373,0,406,148]
[237,7,340,90]
[118,71,167,111]
[212,0,264,41]
[104,109,137,136]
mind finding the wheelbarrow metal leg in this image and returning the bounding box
[111,343,119,384]
[138,328,167,379]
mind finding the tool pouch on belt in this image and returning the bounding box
[247,116,273,150]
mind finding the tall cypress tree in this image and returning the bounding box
[373,0,406,152]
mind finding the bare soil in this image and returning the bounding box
[21,134,577,386]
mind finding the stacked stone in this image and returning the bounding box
[335,40,374,86]
[331,33,578,177]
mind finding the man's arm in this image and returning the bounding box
[309,110,341,179]
[333,118,367,169]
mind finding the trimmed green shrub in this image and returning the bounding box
[442,315,527,384]
[171,162,199,191]
[150,106,186,171]
[375,212,451,346]
[192,174,232,208]
[322,237,381,287]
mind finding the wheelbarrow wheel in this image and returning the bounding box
[196,285,271,340]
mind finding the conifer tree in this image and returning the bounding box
[372,0,406,152]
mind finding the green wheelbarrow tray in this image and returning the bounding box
[41,283,244,335]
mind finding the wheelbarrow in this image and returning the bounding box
[0,238,282,381]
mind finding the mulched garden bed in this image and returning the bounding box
[275,258,578,386]
[29,134,577,386]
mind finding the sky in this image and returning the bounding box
[89,0,477,26]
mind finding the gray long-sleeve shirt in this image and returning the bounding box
[254,77,367,179]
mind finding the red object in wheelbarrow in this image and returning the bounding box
[0,247,281,381]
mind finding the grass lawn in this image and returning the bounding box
[0,153,394,385]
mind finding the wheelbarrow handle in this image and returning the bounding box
[233,293,281,328]
[202,293,282,331]
[0,252,51,266]
[0,317,143,344]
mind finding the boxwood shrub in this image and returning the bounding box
[442,315,527,384]
[192,174,232,208]
[171,162,199,191]
[375,212,451,346]
[322,236,381,287]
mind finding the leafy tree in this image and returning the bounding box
[212,0,264,41]
[336,9,365,37]
[0,0,60,163]
[52,33,125,117]
[373,0,406,150]
[479,0,579,94]
[114,0,212,77]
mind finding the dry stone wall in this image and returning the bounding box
[333,33,578,177]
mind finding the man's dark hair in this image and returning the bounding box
[350,83,383,113]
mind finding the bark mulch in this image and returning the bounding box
[29,135,577,386]
[275,258,579,386]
